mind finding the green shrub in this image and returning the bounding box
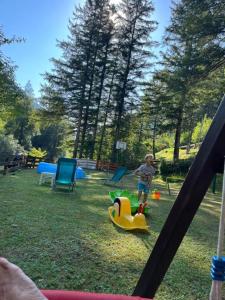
[160,158,194,177]
[0,134,26,162]
[28,147,47,158]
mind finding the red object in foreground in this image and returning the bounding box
[42,290,152,300]
[151,191,160,200]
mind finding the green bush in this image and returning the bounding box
[160,158,194,177]
[28,147,47,158]
[0,134,26,162]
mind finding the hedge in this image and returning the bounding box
[160,158,195,177]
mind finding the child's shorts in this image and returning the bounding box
[138,183,150,194]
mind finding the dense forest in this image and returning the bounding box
[1,0,225,168]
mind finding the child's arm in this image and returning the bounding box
[134,166,142,176]
[134,167,145,177]
[134,169,141,175]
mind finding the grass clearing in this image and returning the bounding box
[156,147,198,160]
[0,169,224,299]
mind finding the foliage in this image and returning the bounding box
[156,147,198,161]
[192,116,212,143]
[24,80,35,98]
[153,0,225,162]
[0,27,24,114]
[0,118,5,133]
[42,0,115,159]
[0,25,23,46]
[0,27,36,152]
[110,0,157,161]
[0,134,26,162]
[120,143,149,169]
[42,0,157,161]
[32,123,68,161]
[28,147,47,158]
[155,133,174,152]
[159,158,194,177]
[1,1,225,167]
[4,96,36,150]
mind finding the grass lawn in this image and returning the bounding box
[0,169,224,299]
[156,147,198,160]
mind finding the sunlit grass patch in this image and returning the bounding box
[0,169,223,299]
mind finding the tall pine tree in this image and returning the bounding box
[110,0,157,162]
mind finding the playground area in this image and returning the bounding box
[0,168,223,300]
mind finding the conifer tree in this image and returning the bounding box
[140,76,166,157]
[42,0,114,158]
[159,0,225,161]
[110,0,157,162]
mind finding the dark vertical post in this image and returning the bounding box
[133,96,225,298]
[212,175,217,194]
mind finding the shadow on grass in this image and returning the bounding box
[156,248,212,300]
[0,169,222,299]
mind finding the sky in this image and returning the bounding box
[0,0,172,98]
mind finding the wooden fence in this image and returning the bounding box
[76,159,119,171]
[77,159,97,170]
[0,156,120,174]
[0,155,41,175]
[96,160,118,172]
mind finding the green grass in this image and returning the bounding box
[156,147,198,160]
[0,169,224,299]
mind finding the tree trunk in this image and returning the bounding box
[89,40,110,159]
[18,121,24,146]
[73,107,83,157]
[152,116,157,159]
[73,30,94,157]
[111,22,136,162]
[173,108,183,163]
[79,7,104,158]
[186,127,193,154]
[138,121,144,143]
[97,60,116,161]
[79,46,98,158]
[198,115,205,144]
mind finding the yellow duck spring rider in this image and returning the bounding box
[108,197,149,232]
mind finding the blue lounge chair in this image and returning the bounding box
[52,158,77,191]
[104,166,127,186]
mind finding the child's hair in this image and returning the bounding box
[145,153,154,161]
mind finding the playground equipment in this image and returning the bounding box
[108,197,149,232]
[103,166,127,186]
[109,190,150,214]
[41,290,150,300]
[209,159,225,299]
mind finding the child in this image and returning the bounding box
[134,154,155,206]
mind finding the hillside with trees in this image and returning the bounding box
[1,0,225,170]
